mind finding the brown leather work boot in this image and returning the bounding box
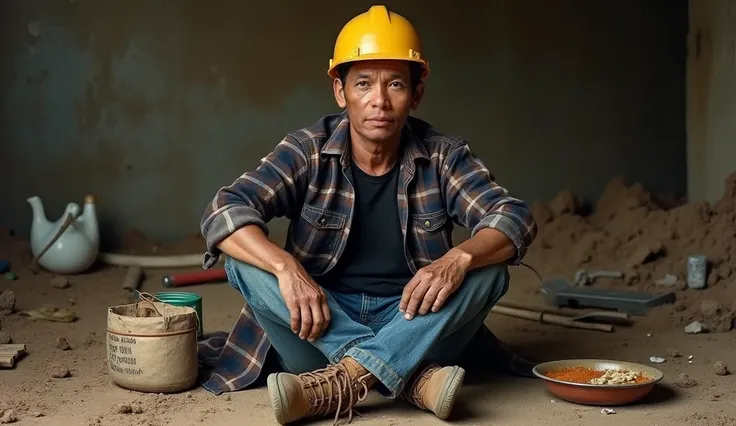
[400,363,466,419]
[267,357,375,425]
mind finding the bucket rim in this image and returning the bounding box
[154,291,203,303]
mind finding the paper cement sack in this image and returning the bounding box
[107,299,198,393]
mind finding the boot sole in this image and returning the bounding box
[267,373,288,425]
[436,366,466,420]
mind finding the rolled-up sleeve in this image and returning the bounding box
[200,135,309,268]
[441,142,537,264]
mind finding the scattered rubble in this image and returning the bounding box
[713,361,730,376]
[685,321,704,334]
[48,365,70,379]
[675,373,698,388]
[55,337,71,351]
[655,274,678,287]
[532,173,736,333]
[0,291,15,316]
[50,276,70,289]
[0,409,16,424]
[115,404,133,414]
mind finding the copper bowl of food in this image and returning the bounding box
[532,359,664,406]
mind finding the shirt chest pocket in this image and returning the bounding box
[292,204,347,270]
[410,209,452,264]
[301,204,346,230]
[413,210,448,232]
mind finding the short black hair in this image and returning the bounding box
[336,62,424,92]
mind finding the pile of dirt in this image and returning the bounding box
[527,172,736,332]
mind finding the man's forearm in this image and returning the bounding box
[217,225,299,275]
[446,228,516,272]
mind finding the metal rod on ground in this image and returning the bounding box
[496,300,571,316]
[490,305,614,332]
[121,266,144,292]
[496,300,630,321]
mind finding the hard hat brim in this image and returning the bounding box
[327,56,430,79]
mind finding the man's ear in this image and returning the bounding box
[411,81,425,110]
[333,78,347,109]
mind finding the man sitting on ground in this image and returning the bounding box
[200,5,537,425]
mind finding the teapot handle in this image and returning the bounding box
[28,212,76,273]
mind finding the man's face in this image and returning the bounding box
[333,60,424,144]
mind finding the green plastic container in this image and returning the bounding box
[155,292,203,338]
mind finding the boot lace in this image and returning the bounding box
[299,363,371,425]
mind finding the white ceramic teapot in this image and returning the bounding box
[27,195,100,274]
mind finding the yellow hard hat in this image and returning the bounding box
[327,5,430,79]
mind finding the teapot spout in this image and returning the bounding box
[27,196,53,238]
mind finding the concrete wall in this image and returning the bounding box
[0,0,687,249]
[687,0,736,203]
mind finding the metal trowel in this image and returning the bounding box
[541,278,676,316]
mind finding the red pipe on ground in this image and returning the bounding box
[162,268,227,287]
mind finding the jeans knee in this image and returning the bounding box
[225,257,278,310]
[459,264,509,305]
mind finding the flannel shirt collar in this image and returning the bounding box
[321,111,430,171]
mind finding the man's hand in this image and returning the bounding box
[399,249,472,320]
[275,263,331,342]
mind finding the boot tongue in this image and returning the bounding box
[339,357,378,388]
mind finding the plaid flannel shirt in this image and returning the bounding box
[197,111,538,394]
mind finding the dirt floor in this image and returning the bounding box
[1,174,735,426]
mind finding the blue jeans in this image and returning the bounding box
[225,257,509,398]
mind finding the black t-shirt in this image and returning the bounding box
[319,160,413,297]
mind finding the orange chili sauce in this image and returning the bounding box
[544,366,650,384]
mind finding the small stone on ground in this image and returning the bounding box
[714,361,730,376]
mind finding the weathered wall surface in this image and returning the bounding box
[0,1,687,248]
[687,0,736,203]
